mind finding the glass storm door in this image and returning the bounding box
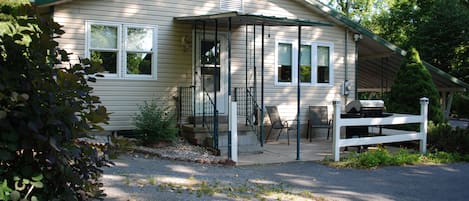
[195,32,228,114]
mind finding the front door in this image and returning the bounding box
[194,32,228,115]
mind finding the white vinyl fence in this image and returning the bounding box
[332,98,429,161]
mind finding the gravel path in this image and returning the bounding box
[102,154,469,201]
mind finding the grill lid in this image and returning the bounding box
[346,100,384,113]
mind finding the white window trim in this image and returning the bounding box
[314,41,334,86]
[220,0,244,12]
[275,39,296,86]
[274,39,334,86]
[85,21,122,79]
[123,24,158,80]
[299,41,314,86]
[85,20,158,80]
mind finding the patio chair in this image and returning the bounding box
[307,106,332,141]
[265,106,296,145]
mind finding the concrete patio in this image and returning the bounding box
[237,138,333,166]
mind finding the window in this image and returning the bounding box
[200,39,221,92]
[317,45,330,83]
[220,0,243,12]
[275,41,333,85]
[277,43,293,83]
[300,45,312,83]
[86,21,158,80]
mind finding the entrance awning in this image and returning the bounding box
[175,11,329,161]
[174,11,333,27]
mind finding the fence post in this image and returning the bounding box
[332,100,341,161]
[419,97,429,154]
[231,101,238,163]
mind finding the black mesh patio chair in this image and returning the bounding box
[307,106,332,141]
[265,106,296,145]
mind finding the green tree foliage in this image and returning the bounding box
[0,2,110,200]
[412,0,469,81]
[387,48,443,123]
[371,0,419,48]
[369,0,469,82]
[326,0,392,24]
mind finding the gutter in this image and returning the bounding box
[30,0,72,7]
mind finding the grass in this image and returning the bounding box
[120,174,325,200]
[323,147,469,168]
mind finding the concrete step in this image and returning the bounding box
[188,115,229,124]
[180,123,262,154]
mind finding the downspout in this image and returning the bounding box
[344,28,349,104]
[353,33,361,99]
[344,1,350,104]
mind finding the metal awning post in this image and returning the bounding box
[228,17,232,159]
[213,19,219,149]
[202,21,206,128]
[193,22,197,127]
[254,25,262,147]
[245,25,248,125]
[296,25,302,160]
[261,24,265,148]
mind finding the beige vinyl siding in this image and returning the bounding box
[53,0,356,130]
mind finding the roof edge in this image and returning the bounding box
[423,61,469,91]
[31,0,72,7]
[175,11,333,26]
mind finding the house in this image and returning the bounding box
[33,0,469,157]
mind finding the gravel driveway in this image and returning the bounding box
[102,154,469,201]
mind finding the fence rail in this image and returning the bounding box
[332,97,429,161]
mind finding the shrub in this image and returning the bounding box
[0,2,109,200]
[134,101,178,145]
[387,48,443,124]
[428,122,469,154]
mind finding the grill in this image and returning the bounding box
[342,100,392,139]
[345,100,385,117]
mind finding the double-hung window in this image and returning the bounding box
[86,21,158,80]
[275,40,333,86]
[316,44,332,84]
[277,43,293,83]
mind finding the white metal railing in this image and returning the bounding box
[332,97,429,161]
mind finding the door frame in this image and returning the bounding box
[192,30,229,115]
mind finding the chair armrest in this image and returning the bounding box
[284,119,298,128]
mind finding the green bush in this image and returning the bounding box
[428,122,469,154]
[134,101,178,145]
[325,147,469,168]
[387,48,443,124]
[0,2,109,200]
